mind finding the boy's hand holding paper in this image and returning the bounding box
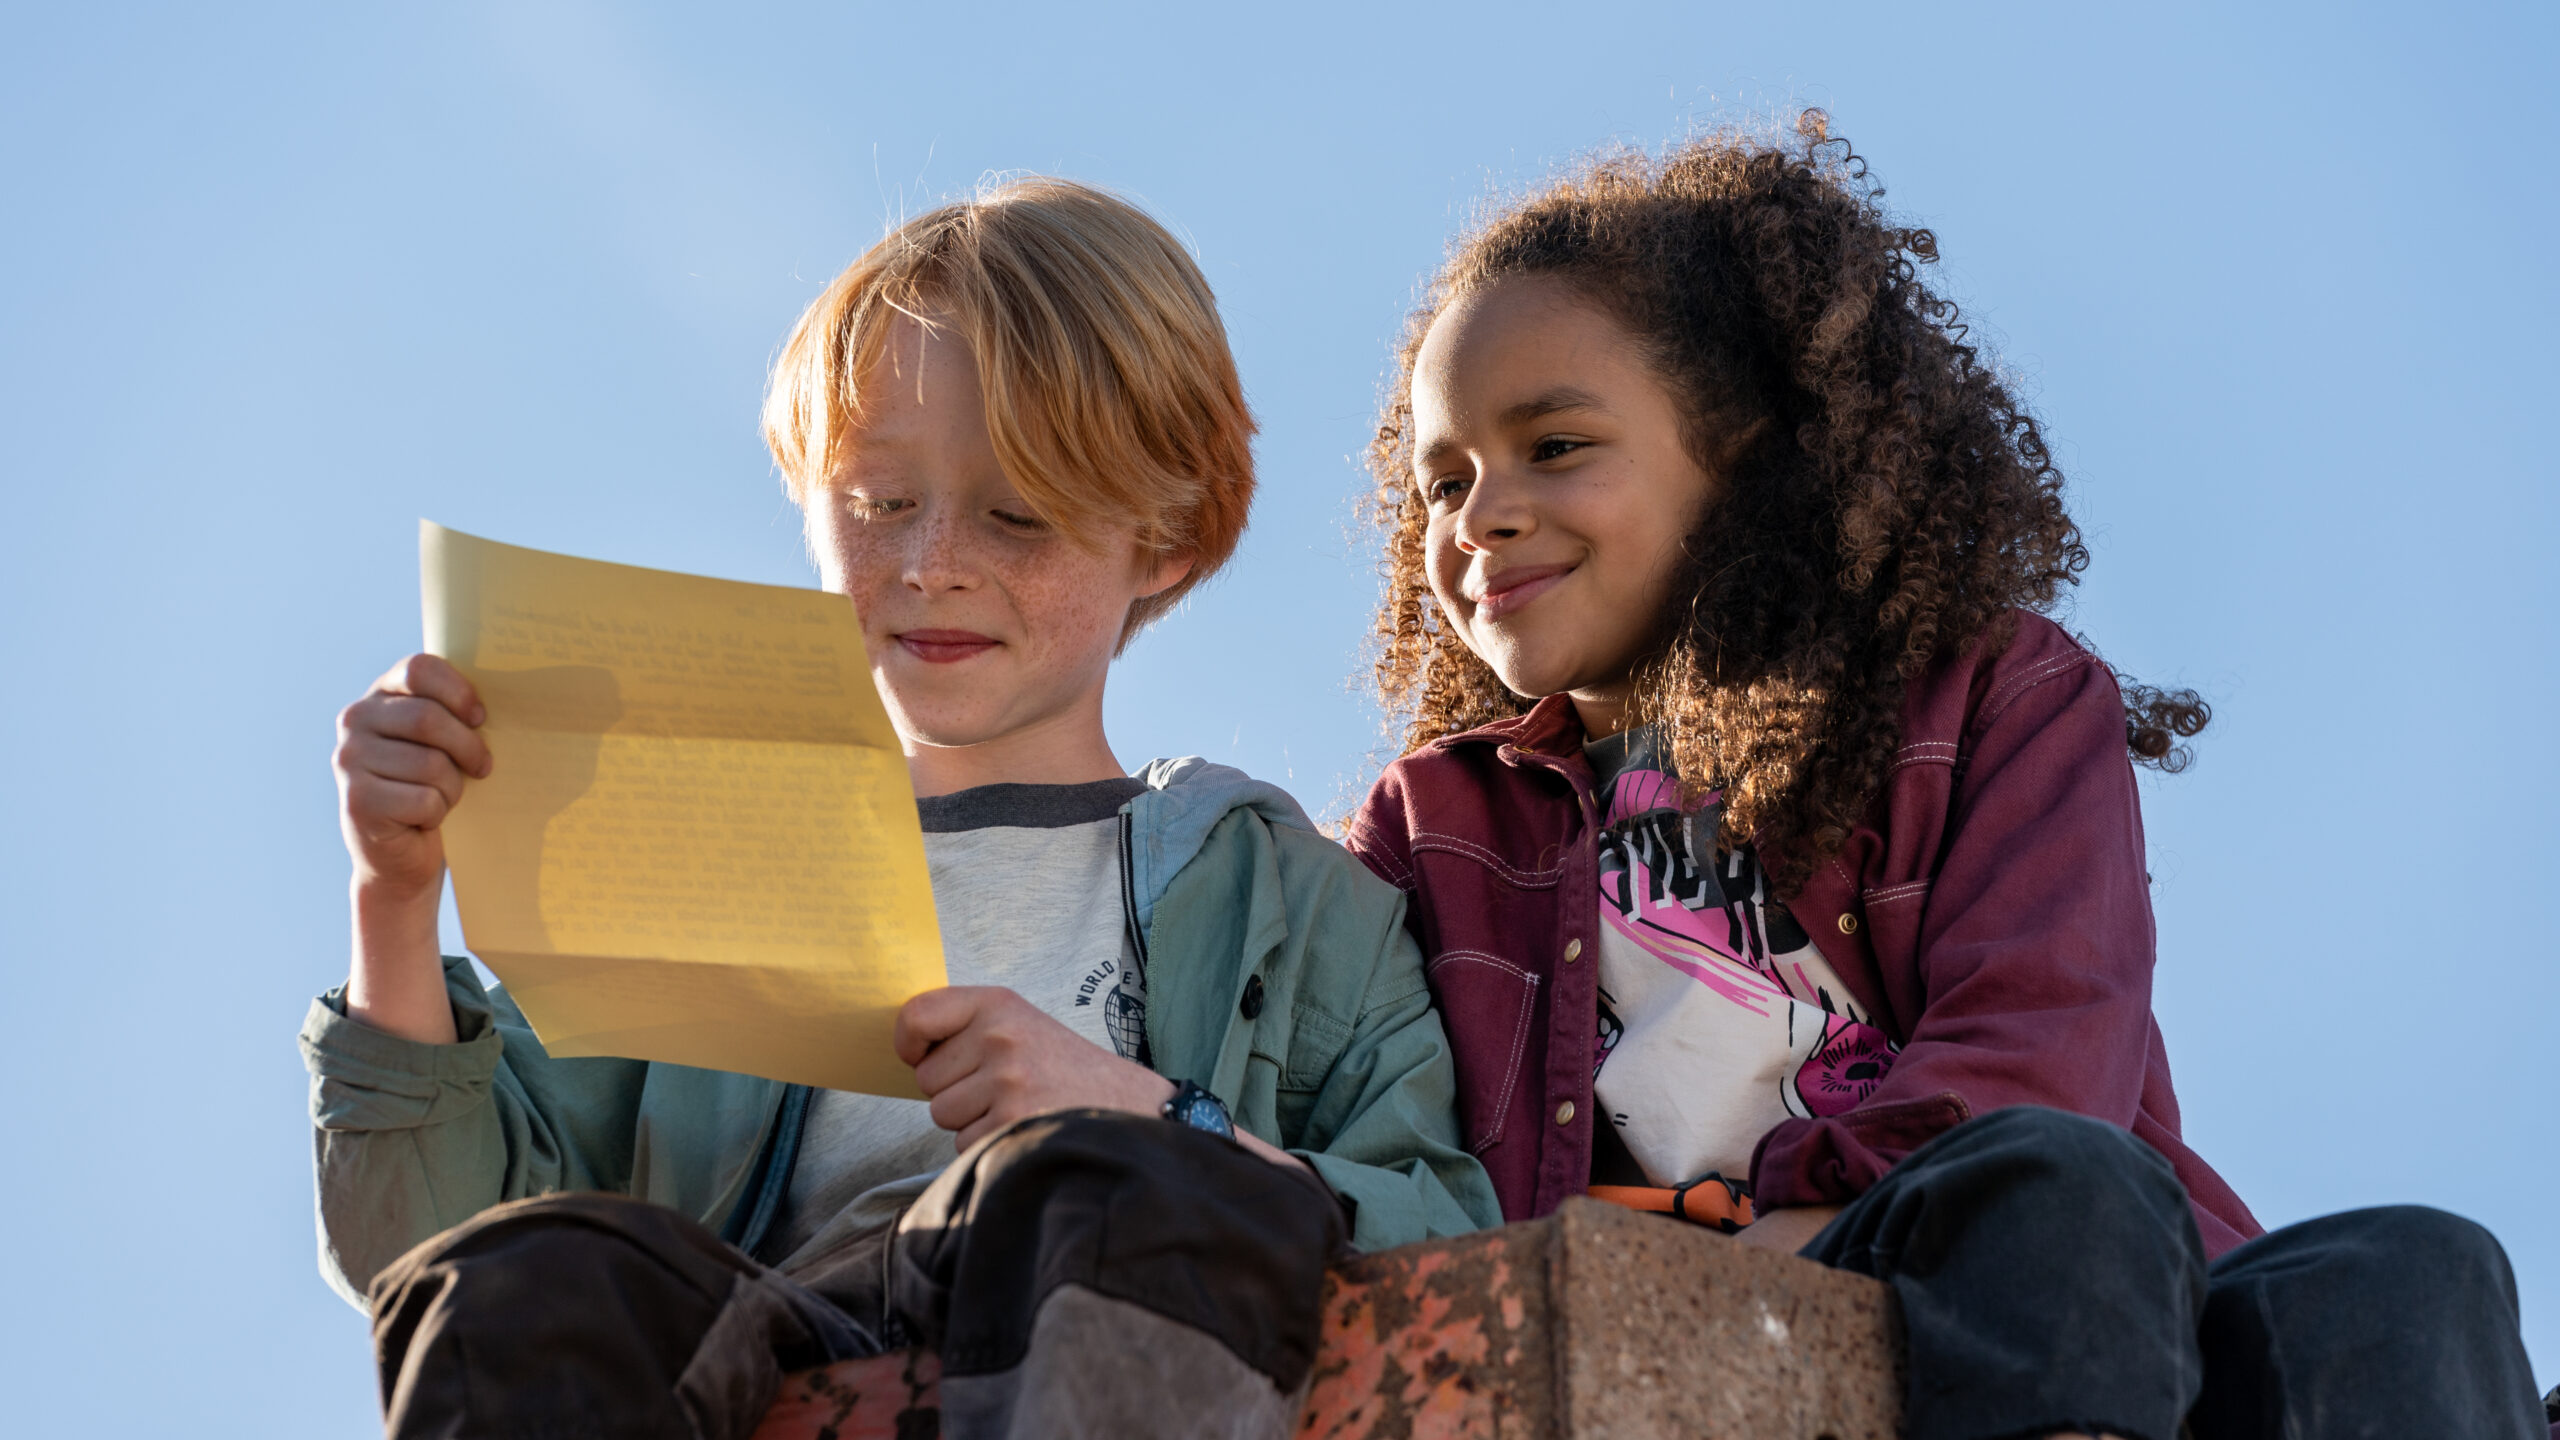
[420,521,946,1098]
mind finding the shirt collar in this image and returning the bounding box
[1431,693,1596,776]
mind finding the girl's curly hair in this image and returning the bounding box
[1369,114,2206,894]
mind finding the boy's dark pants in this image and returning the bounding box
[1803,1105,2545,1440]
[368,1110,1346,1440]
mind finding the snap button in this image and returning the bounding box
[1555,1100,1576,1125]
[1239,974,1265,1020]
[1563,938,1582,964]
[1837,913,1860,936]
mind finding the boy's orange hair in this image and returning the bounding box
[764,177,1256,639]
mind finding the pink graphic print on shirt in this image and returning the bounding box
[1790,1010,1896,1118]
[1594,763,1896,1129]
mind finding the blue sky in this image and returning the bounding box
[2,2,2552,1429]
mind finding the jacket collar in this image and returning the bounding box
[1121,757,1313,935]
[1432,693,1594,775]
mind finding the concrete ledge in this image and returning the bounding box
[751,1197,1904,1440]
[1547,1198,1902,1439]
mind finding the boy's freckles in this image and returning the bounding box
[800,314,1169,758]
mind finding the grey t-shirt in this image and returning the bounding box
[757,777,1148,1269]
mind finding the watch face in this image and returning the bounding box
[1171,1084,1234,1138]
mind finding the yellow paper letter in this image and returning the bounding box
[422,521,945,1098]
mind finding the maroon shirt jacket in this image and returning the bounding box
[1345,612,2263,1258]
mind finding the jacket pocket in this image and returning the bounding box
[1423,950,1540,1154]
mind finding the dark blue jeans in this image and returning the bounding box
[1801,1106,2544,1440]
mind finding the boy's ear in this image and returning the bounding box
[1135,548,1196,600]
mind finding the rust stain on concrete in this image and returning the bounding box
[1297,1223,1553,1439]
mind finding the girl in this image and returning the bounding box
[1345,116,2546,1440]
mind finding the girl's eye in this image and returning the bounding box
[1529,436,1588,464]
[1424,474,1471,505]
[991,508,1048,532]
[852,495,914,518]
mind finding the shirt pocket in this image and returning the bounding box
[1266,1002,1347,1148]
[1273,1002,1350,1092]
[1423,949,1542,1154]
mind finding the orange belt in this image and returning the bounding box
[1587,1178,1756,1233]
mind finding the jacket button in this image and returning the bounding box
[1563,938,1582,964]
[1555,1100,1576,1125]
[1239,974,1265,1020]
[1837,913,1860,936]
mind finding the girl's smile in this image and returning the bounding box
[1409,274,1720,736]
[1469,561,1576,620]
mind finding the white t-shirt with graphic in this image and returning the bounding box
[759,778,1148,1268]
[1586,730,1898,1193]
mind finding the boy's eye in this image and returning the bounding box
[851,494,914,518]
[991,507,1049,532]
[1529,436,1588,463]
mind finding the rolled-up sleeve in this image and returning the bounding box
[301,970,505,1133]
[299,958,545,1306]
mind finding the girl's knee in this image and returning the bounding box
[2335,1205,2517,1293]
[1884,1101,2181,1240]
[1953,1105,2166,1178]
[1962,1103,2114,1145]
[1906,1105,2190,1228]
[2351,1204,2503,1256]
[2217,1205,2522,1325]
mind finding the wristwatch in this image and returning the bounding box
[1160,1080,1235,1140]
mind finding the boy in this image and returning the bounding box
[306,178,1498,1440]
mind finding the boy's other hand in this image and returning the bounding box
[895,986,1174,1150]
[335,654,491,899]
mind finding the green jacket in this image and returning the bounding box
[301,758,1499,1305]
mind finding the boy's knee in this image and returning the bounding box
[368,1193,826,1440]
[911,1107,1343,1264]
[894,1109,1343,1391]
[371,1192,745,1321]
[970,1105,1152,1161]
[945,1107,1287,1218]
[950,1108,1155,1194]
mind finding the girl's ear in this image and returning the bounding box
[1135,548,1196,600]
